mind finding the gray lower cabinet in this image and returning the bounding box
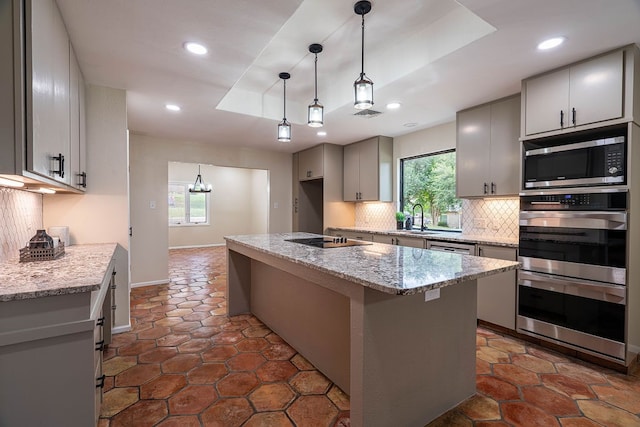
[0,258,115,426]
[372,234,426,248]
[477,245,517,330]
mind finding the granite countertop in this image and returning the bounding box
[328,226,519,248]
[0,243,117,302]
[225,233,520,296]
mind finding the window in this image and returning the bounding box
[168,182,209,225]
[400,149,462,231]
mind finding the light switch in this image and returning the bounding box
[273,202,279,209]
[149,200,156,209]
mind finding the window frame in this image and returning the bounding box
[399,148,462,232]
[168,181,210,226]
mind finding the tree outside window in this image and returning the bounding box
[400,150,462,230]
[168,182,209,225]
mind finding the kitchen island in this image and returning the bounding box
[225,233,520,427]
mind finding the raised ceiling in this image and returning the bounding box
[56,0,640,153]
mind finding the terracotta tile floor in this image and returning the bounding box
[99,246,640,426]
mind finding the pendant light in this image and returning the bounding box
[277,72,292,142]
[307,44,324,127]
[189,165,212,193]
[353,0,373,110]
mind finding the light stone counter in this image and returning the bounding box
[328,226,519,248]
[0,243,117,302]
[225,232,519,296]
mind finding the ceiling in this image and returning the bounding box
[55,0,640,154]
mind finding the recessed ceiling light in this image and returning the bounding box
[317,131,327,136]
[184,42,208,55]
[537,37,565,51]
[403,122,418,128]
[386,102,401,109]
[165,104,181,112]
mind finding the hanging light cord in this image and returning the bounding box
[360,12,365,78]
[314,53,319,102]
[283,78,287,120]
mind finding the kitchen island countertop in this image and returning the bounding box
[225,232,519,296]
[0,243,117,302]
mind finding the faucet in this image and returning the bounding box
[412,204,425,231]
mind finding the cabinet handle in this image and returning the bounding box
[52,153,65,178]
[111,284,117,290]
[112,305,117,311]
[560,110,564,127]
[95,340,105,351]
[491,182,496,194]
[571,107,576,125]
[77,171,87,188]
[96,375,106,389]
[478,247,483,257]
[96,317,105,327]
[483,183,488,194]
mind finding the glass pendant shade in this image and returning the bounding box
[354,74,373,109]
[307,100,323,127]
[278,119,291,142]
[189,165,212,193]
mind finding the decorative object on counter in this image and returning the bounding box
[307,44,324,127]
[405,214,414,230]
[188,164,212,193]
[395,211,405,230]
[48,225,70,246]
[353,0,373,110]
[20,229,65,262]
[277,72,292,142]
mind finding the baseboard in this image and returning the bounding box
[112,323,132,334]
[131,279,169,288]
[168,243,225,250]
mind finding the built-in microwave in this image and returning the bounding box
[522,128,626,190]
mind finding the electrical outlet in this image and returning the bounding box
[473,218,486,229]
[424,288,440,302]
[489,220,500,230]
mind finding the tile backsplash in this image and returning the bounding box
[461,198,519,239]
[354,198,519,239]
[0,188,43,261]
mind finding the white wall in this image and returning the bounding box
[168,162,268,248]
[130,134,291,286]
[43,85,130,331]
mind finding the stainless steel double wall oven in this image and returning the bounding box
[518,125,629,362]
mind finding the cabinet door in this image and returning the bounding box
[570,50,624,128]
[477,245,517,329]
[79,64,87,189]
[395,236,426,248]
[372,234,395,245]
[292,154,299,231]
[489,96,520,196]
[69,46,81,189]
[456,104,491,197]
[29,0,71,184]
[523,68,570,135]
[298,145,324,181]
[343,143,360,201]
[357,139,379,201]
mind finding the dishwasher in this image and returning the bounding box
[426,240,476,255]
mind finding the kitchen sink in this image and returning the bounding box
[405,230,440,235]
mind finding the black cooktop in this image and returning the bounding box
[285,237,372,249]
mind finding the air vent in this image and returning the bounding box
[353,109,382,118]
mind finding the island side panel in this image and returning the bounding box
[250,260,351,393]
[227,249,252,316]
[351,281,478,427]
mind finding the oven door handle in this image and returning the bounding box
[519,211,627,230]
[518,270,626,304]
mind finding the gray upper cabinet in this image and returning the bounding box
[28,0,71,185]
[343,136,393,202]
[0,0,85,192]
[523,49,630,137]
[456,94,520,198]
[298,145,324,181]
